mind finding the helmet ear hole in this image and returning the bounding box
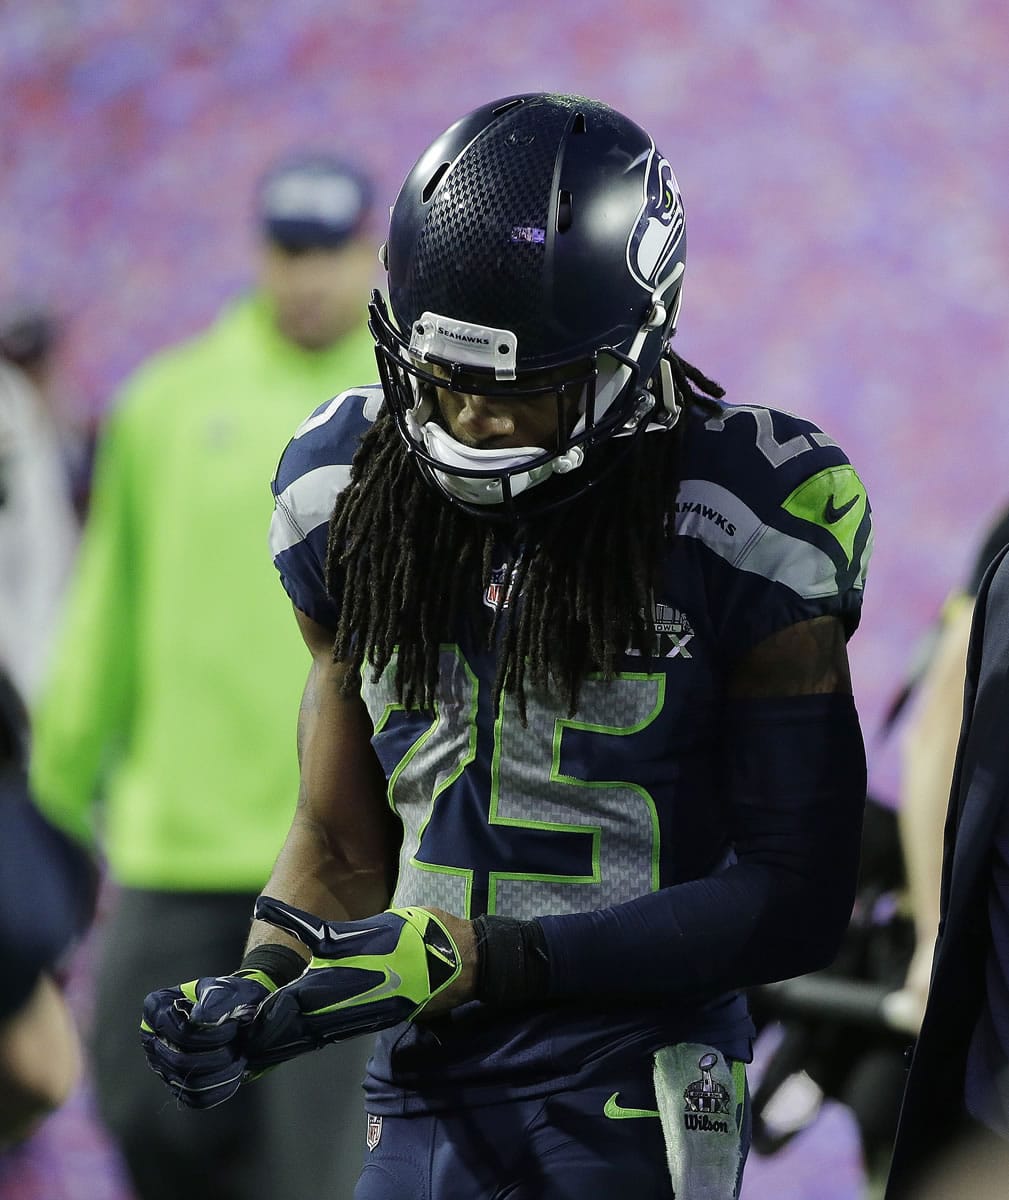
[421,162,451,204]
[556,190,573,234]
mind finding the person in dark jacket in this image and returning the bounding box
[0,666,96,1146]
[886,543,1009,1196]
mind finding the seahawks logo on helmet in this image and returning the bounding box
[627,146,685,291]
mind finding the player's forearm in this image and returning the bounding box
[251,618,398,959]
[467,848,856,1012]
[539,854,853,1002]
[244,811,391,958]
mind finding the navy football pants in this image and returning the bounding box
[354,1067,750,1199]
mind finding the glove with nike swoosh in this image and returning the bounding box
[245,896,461,1068]
[140,969,279,1109]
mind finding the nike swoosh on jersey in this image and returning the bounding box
[603,1092,660,1119]
[823,492,860,523]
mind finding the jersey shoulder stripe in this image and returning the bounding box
[269,387,380,628]
[272,386,381,495]
[675,400,872,602]
[270,465,352,558]
[271,387,379,537]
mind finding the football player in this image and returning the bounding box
[142,93,872,1199]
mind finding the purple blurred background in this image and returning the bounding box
[2,1,1008,1195]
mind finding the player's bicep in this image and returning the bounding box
[727,615,852,698]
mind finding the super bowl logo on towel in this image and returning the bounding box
[683,1051,731,1133]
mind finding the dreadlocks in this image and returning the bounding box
[326,351,724,717]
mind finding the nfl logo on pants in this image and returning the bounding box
[366,1113,383,1151]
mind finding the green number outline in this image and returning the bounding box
[487,671,666,913]
[374,649,666,918]
[372,644,479,915]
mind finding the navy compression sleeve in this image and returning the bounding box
[535,694,866,1001]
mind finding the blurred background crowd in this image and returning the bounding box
[2,1,1008,1197]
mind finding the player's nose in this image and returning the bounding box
[455,394,515,440]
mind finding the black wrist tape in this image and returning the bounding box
[472,915,550,1009]
[238,943,307,989]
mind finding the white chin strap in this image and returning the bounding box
[406,412,584,506]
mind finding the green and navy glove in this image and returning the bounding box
[246,896,461,1068]
[139,945,304,1109]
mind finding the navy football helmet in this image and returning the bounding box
[369,92,688,516]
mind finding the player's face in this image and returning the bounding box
[258,238,377,351]
[429,363,585,451]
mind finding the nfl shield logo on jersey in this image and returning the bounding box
[366,1112,382,1151]
[483,560,520,611]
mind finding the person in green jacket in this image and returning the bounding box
[29,153,381,1200]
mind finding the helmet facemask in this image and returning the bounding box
[369,294,672,521]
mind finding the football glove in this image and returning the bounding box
[246,896,461,1068]
[140,969,276,1109]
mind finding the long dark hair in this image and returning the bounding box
[326,351,724,716]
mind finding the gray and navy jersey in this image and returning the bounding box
[271,390,872,1114]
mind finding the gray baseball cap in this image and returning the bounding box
[257,154,373,250]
